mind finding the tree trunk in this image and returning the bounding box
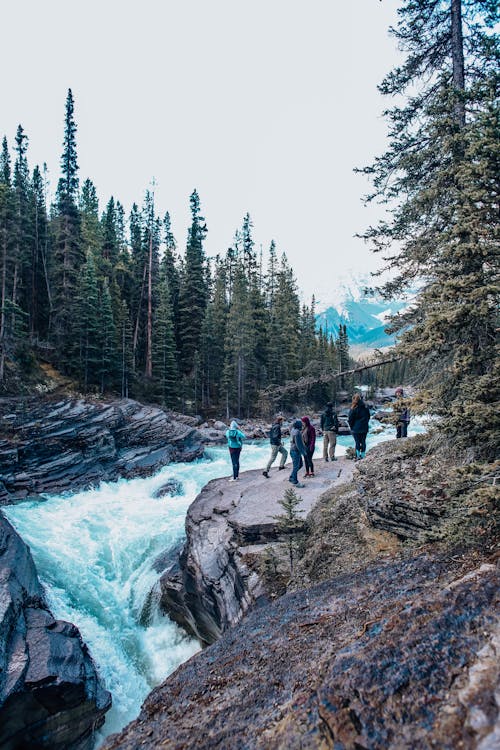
[451,0,465,126]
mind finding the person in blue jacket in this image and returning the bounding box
[348,393,370,460]
[225,420,246,481]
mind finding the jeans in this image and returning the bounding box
[323,431,337,459]
[396,422,408,438]
[289,449,303,484]
[353,432,367,454]
[229,447,242,478]
[304,448,314,474]
[266,443,288,472]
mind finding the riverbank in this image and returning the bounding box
[103,436,500,750]
[159,455,355,644]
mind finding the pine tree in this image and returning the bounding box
[75,251,100,390]
[52,89,82,365]
[153,269,178,407]
[31,165,52,339]
[275,487,305,575]
[361,0,499,458]
[98,277,117,392]
[0,138,15,381]
[178,189,208,375]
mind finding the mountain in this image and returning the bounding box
[315,272,408,350]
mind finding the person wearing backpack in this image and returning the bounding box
[320,401,339,461]
[262,415,288,478]
[348,392,371,460]
[225,420,246,481]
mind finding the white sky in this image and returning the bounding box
[1,0,400,307]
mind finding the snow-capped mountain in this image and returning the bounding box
[315,272,408,350]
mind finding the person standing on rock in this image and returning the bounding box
[348,393,370,460]
[289,419,308,488]
[262,415,288,478]
[301,416,316,478]
[225,420,246,481]
[393,387,411,438]
[320,401,339,461]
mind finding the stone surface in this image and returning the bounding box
[0,397,204,503]
[355,439,449,540]
[104,551,500,750]
[0,513,111,749]
[159,458,354,645]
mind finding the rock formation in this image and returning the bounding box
[0,397,204,503]
[0,513,111,749]
[104,550,500,750]
[159,459,354,645]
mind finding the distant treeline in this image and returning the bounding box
[0,92,355,415]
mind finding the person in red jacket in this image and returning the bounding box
[301,416,316,477]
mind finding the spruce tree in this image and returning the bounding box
[361,0,498,458]
[178,189,208,375]
[75,251,100,390]
[52,88,82,366]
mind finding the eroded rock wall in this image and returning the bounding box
[0,397,204,503]
[0,513,111,749]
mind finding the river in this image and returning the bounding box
[3,417,425,743]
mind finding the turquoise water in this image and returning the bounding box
[3,415,426,741]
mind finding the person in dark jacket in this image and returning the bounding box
[320,402,339,461]
[289,419,307,487]
[301,416,316,477]
[262,415,288,477]
[393,387,411,438]
[348,393,370,460]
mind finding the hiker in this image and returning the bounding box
[225,420,246,481]
[262,415,288,478]
[320,401,339,461]
[289,419,308,488]
[348,392,370,460]
[393,387,411,438]
[301,416,316,477]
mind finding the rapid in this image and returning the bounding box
[3,416,426,743]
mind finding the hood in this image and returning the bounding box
[293,419,303,430]
[230,420,239,430]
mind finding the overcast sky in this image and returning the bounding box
[1,0,400,307]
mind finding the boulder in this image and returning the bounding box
[0,513,111,749]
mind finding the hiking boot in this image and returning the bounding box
[324,456,329,462]
[332,456,337,461]
[295,483,305,488]
[262,471,269,478]
[278,465,285,470]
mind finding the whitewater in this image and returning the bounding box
[4,417,426,743]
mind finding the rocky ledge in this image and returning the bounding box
[0,397,204,503]
[0,513,111,749]
[105,550,499,750]
[159,458,355,645]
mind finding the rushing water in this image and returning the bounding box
[4,416,426,742]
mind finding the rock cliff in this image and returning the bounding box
[105,550,499,750]
[159,459,355,645]
[0,513,111,749]
[108,436,499,749]
[0,397,204,503]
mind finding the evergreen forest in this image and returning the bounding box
[0,90,347,416]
